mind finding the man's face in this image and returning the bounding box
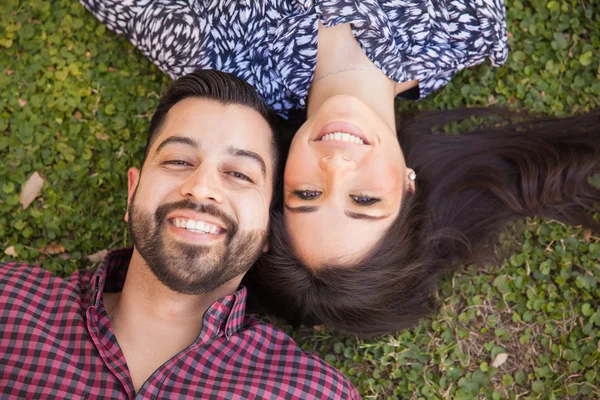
[126,98,274,294]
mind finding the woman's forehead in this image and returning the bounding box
[284,208,393,268]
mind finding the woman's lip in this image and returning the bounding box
[314,121,371,145]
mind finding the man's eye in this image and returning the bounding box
[163,160,191,167]
[293,190,322,200]
[351,194,380,206]
[228,171,253,183]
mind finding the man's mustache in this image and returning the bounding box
[154,199,238,237]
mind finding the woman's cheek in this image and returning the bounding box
[364,159,403,192]
[284,148,307,182]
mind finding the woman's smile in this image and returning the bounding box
[314,120,371,145]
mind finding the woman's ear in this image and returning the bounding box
[406,168,416,194]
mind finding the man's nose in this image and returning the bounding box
[180,166,224,203]
[319,154,356,174]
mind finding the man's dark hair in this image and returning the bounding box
[143,70,282,188]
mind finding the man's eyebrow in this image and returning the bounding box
[345,211,388,221]
[154,136,198,154]
[227,146,267,178]
[284,204,319,213]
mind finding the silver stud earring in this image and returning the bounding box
[409,171,417,181]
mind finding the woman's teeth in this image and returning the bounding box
[174,218,220,234]
[320,132,364,144]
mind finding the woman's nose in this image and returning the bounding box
[319,154,356,173]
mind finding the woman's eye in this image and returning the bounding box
[351,194,380,206]
[228,171,253,183]
[293,190,322,200]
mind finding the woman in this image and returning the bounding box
[250,108,600,336]
[78,0,597,337]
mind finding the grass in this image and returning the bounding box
[1,0,599,398]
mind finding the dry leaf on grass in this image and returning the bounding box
[4,246,18,257]
[583,228,591,243]
[95,132,110,141]
[87,249,108,263]
[19,172,44,209]
[40,242,66,255]
[491,352,509,368]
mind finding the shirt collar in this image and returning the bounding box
[88,247,248,339]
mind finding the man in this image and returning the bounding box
[0,70,360,399]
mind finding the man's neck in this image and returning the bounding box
[103,249,243,392]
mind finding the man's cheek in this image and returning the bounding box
[235,210,256,231]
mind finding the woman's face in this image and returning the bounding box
[284,95,415,267]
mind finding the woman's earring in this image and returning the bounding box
[409,171,417,181]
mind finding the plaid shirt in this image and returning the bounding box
[0,248,360,399]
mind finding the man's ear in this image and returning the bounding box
[125,167,140,223]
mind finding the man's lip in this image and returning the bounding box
[166,211,227,232]
[166,221,226,242]
[314,121,371,145]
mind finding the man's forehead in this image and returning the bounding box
[162,98,263,132]
[152,98,272,152]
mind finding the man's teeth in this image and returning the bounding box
[174,218,220,234]
[320,132,364,144]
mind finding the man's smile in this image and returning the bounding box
[164,209,231,243]
[167,218,227,243]
[172,218,223,234]
[166,210,229,232]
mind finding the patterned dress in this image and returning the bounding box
[80,0,508,118]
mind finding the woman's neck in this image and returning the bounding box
[307,22,397,130]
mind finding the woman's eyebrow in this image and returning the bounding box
[345,211,387,221]
[284,204,319,213]
[284,205,387,221]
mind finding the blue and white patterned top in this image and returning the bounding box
[80,0,508,118]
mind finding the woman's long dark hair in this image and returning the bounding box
[245,108,600,338]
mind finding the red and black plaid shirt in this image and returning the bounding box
[0,248,360,399]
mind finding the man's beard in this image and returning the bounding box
[128,191,267,295]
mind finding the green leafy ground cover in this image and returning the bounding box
[1,0,599,398]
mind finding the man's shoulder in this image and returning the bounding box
[0,261,88,301]
[239,316,361,399]
[1,261,57,288]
